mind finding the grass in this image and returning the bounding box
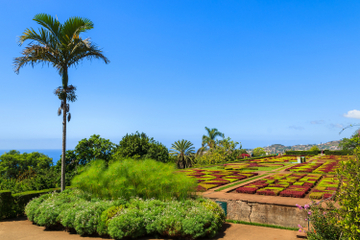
[214,174,269,192]
[226,219,298,231]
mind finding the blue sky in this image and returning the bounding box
[1,0,360,150]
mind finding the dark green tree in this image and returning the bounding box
[170,140,195,169]
[113,132,169,162]
[0,150,52,179]
[55,134,116,184]
[14,14,110,191]
[339,129,360,150]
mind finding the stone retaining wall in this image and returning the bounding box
[210,198,307,228]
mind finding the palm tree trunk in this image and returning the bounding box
[61,96,66,191]
[61,68,68,192]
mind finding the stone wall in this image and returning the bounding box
[211,198,307,228]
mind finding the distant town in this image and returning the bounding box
[247,140,341,155]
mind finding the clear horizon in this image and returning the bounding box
[1,0,360,150]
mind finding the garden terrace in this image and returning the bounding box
[308,175,339,200]
[233,173,322,198]
[246,155,298,163]
[313,155,352,162]
[179,169,258,191]
[285,162,323,173]
[222,162,285,171]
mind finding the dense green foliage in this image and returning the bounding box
[72,159,197,200]
[170,139,195,168]
[195,137,243,165]
[55,134,116,184]
[252,147,266,157]
[285,150,320,156]
[309,145,320,151]
[25,190,225,239]
[324,150,353,155]
[201,127,225,149]
[0,151,58,193]
[0,150,52,179]
[113,132,169,162]
[335,149,360,239]
[339,129,360,150]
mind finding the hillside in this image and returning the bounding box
[261,140,341,154]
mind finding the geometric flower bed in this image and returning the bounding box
[179,169,258,192]
[235,173,322,198]
[247,155,298,163]
[286,161,339,174]
[223,162,284,170]
[286,162,324,173]
[309,175,339,199]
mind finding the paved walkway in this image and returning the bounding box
[0,217,299,240]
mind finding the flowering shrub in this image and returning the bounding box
[25,190,225,239]
[296,201,343,240]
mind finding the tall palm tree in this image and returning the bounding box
[202,127,225,149]
[14,13,109,191]
[170,140,195,169]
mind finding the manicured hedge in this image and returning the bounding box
[323,150,353,155]
[0,187,75,220]
[285,151,320,156]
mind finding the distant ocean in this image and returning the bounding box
[0,149,65,164]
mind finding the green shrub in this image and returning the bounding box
[24,193,52,222]
[25,190,225,239]
[72,159,197,201]
[73,200,114,235]
[97,205,124,236]
[33,189,79,227]
[108,207,146,239]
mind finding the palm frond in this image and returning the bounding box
[33,13,61,42]
[14,44,60,74]
[61,16,93,43]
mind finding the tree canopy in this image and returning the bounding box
[0,150,52,179]
[113,132,169,163]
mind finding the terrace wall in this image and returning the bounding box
[208,197,307,228]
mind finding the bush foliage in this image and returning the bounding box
[25,190,225,239]
[113,132,169,163]
[72,158,197,200]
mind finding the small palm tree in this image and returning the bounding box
[14,14,109,191]
[170,140,195,169]
[202,127,225,149]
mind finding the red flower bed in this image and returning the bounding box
[257,189,277,196]
[302,182,314,187]
[235,187,258,194]
[323,193,333,199]
[279,190,306,198]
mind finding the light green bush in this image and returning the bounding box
[71,158,197,200]
[25,189,225,239]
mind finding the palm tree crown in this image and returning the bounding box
[170,140,195,169]
[14,13,109,191]
[202,127,225,149]
[14,13,109,86]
